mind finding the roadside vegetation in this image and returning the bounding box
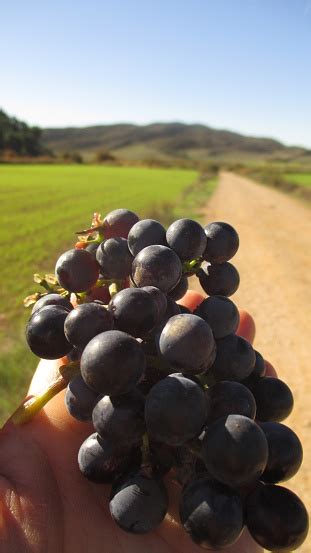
[231,163,311,202]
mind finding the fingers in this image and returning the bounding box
[264,359,278,378]
[177,290,204,311]
[236,310,256,345]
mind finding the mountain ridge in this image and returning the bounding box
[42,122,310,162]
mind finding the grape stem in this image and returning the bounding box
[7,361,80,426]
[140,433,154,479]
[109,282,122,297]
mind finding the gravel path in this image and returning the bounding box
[192,171,311,550]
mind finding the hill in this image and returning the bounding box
[42,122,310,162]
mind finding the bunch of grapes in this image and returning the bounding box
[22,208,308,551]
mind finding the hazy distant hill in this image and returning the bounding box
[42,122,310,162]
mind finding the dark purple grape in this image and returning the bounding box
[202,414,268,487]
[194,295,240,339]
[109,472,168,534]
[66,346,82,362]
[198,262,240,296]
[209,334,256,382]
[179,304,191,314]
[205,381,256,424]
[92,390,145,448]
[65,375,101,421]
[103,208,139,239]
[80,330,145,395]
[203,222,239,263]
[78,433,134,483]
[108,288,157,338]
[132,245,182,293]
[252,377,294,422]
[240,350,266,389]
[168,275,188,301]
[180,476,244,549]
[246,483,309,551]
[142,286,167,322]
[85,242,100,258]
[259,422,303,483]
[128,219,167,256]
[96,237,133,279]
[166,218,207,261]
[162,296,181,320]
[31,293,73,314]
[64,302,113,349]
[55,248,100,292]
[158,314,216,375]
[26,305,72,359]
[145,374,208,445]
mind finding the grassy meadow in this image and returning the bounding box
[0,164,216,422]
[283,173,311,188]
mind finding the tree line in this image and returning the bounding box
[0,109,44,156]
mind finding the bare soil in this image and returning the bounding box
[192,172,311,551]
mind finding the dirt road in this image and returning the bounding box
[193,172,311,550]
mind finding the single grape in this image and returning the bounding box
[80,330,145,395]
[132,245,182,293]
[180,476,244,549]
[96,237,133,279]
[146,296,182,348]
[65,375,101,421]
[128,219,167,256]
[109,472,168,534]
[166,218,207,261]
[168,275,189,301]
[108,288,157,338]
[142,285,167,322]
[202,414,268,487]
[205,381,256,424]
[31,293,73,314]
[55,248,100,292]
[85,242,100,258]
[240,350,266,389]
[203,221,239,263]
[78,433,135,483]
[92,390,146,448]
[246,482,309,551]
[103,208,139,239]
[26,305,72,359]
[259,422,303,483]
[252,376,294,422]
[145,373,208,445]
[64,302,113,349]
[158,314,216,375]
[209,334,256,382]
[198,262,240,296]
[194,295,240,339]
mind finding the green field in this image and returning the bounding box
[0,164,216,423]
[284,173,311,188]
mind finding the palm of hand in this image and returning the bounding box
[0,304,262,553]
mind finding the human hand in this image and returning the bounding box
[0,290,276,553]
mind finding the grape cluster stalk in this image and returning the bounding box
[16,208,308,551]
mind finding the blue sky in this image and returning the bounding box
[1,0,311,147]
